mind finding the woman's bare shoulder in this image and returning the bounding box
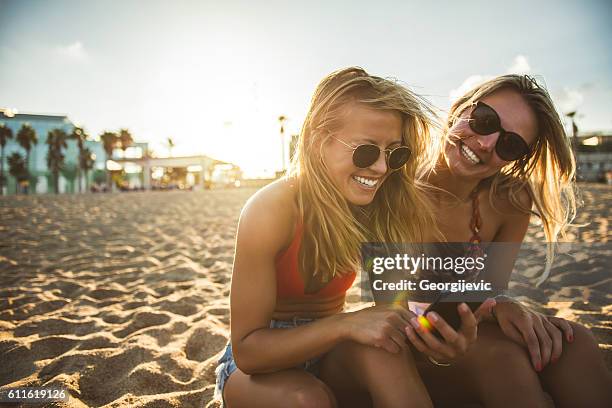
[242,178,297,217]
[238,178,299,249]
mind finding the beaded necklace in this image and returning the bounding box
[465,188,485,278]
[469,188,482,244]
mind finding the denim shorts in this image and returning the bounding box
[214,317,321,406]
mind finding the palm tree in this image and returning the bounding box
[166,137,175,157]
[79,147,95,191]
[16,123,37,194]
[118,128,133,155]
[565,111,579,146]
[0,123,14,196]
[278,115,287,172]
[70,127,88,193]
[100,131,118,190]
[8,152,27,194]
[60,163,78,193]
[289,134,299,163]
[46,129,68,194]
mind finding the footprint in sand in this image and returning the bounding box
[113,311,171,338]
[77,334,119,350]
[185,326,227,362]
[88,288,129,300]
[14,317,98,337]
[154,299,201,316]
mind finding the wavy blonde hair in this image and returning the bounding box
[287,67,439,282]
[444,74,578,284]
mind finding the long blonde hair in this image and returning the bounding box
[445,74,578,284]
[287,67,439,282]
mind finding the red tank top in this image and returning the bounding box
[275,223,356,299]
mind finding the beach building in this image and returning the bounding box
[574,131,612,182]
[110,150,242,190]
[0,108,241,194]
[0,108,106,195]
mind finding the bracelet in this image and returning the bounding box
[493,294,513,302]
[491,294,512,322]
[428,355,451,367]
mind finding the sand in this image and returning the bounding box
[0,183,610,407]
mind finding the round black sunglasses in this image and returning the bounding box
[331,136,411,170]
[468,101,531,162]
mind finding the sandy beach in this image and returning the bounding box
[0,183,610,407]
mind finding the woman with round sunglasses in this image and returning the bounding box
[215,67,481,408]
[406,74,612,406]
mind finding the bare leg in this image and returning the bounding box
[417,322,550,407]
[539,322,612,408]
[223,367,337,408]
[318,341,433,408]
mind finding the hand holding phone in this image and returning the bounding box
[422,300,483,339]
[404,296,496,364]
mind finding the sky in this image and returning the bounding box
[1,0,611,177]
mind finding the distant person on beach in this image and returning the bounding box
[409,74,612,406]
[215,67,494,407]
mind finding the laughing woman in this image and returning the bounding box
[215,67,485,408]
[408,74,612,407]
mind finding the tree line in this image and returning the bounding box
[0,123,133,195]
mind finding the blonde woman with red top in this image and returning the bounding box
[215,67,494,408]
[406,75,612,407]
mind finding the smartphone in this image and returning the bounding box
[422,299,482,339]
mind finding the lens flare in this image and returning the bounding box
[418,315,432,331]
